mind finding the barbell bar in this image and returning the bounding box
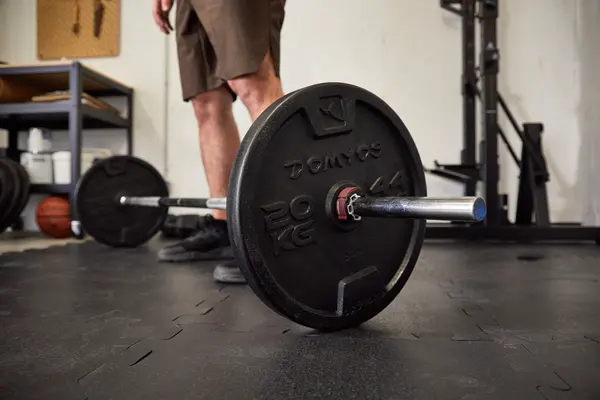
[118,194,486,222]
[119,196,227,209]
[74,81,488,332]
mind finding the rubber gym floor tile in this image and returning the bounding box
[0,315,128,400]
[461,299,600,333]
[585,335,599,344]
[0,375,87,400]
[200,283,487,340]
[206,276,492,340]
[369,302,490,341]
[79,325,565,400]
[513,338,600,399]
[0,241,226,399]
[2,240,600,398]
[509,341,600,399]
[479,326,600,346]
[521,341,600,376]
[537,375,597,400]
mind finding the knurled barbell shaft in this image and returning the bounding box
[352,196,486,222]
[119,196,227,210]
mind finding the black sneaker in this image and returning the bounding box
[213,260,247,284]
[158,215,233,262]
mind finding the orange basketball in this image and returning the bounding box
[36,196,71,239]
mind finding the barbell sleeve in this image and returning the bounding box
[351,196,486,222]
[119,196,227,210]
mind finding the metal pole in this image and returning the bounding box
[480,0,500,226]
[119,196,227,210]
[462,0,478,196]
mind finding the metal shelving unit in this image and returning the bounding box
[0,61,134,230]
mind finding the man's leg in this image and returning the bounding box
[157,86,238,263]
[158,0,238,264]
[164,0,286,283]
[194,0,285,283]
[191,87,240,221]
[211,51,284,284]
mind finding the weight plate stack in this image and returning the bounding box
[11,159,31,228]
[0,158,31,233]
[0,160,12,229]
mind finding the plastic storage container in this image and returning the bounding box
[20,152,53,184]
[52,148,112,184]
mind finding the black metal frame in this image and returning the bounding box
[0,61,134,232]
[428,0,600,243]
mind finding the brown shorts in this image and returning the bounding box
[175,0,286,101]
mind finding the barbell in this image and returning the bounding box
[74,82,487,332]
[118,193,484,220]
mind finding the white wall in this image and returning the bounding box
[1,0,599,228]
[576,1,600,226]
[0,1,7,60]
[498,0,582,222]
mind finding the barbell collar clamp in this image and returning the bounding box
[350,195,487,222]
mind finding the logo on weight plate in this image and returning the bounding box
[283,141,382,180]
[309,96,356,138]
[260,195,316,257]
[320,101,345,123]
[319,96,348,130]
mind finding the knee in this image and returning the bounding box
[227,74,269,109]
[227,55,278,109]
[190,88,232,126]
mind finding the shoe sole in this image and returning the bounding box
[213,264,247,284]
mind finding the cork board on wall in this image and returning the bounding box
[37,0,121,60]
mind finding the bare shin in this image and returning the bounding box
[191,87,239,221]
[192,53,283,221]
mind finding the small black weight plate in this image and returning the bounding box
[74,155,169,247]
[228,83,427,331]
[0,158,23,232]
